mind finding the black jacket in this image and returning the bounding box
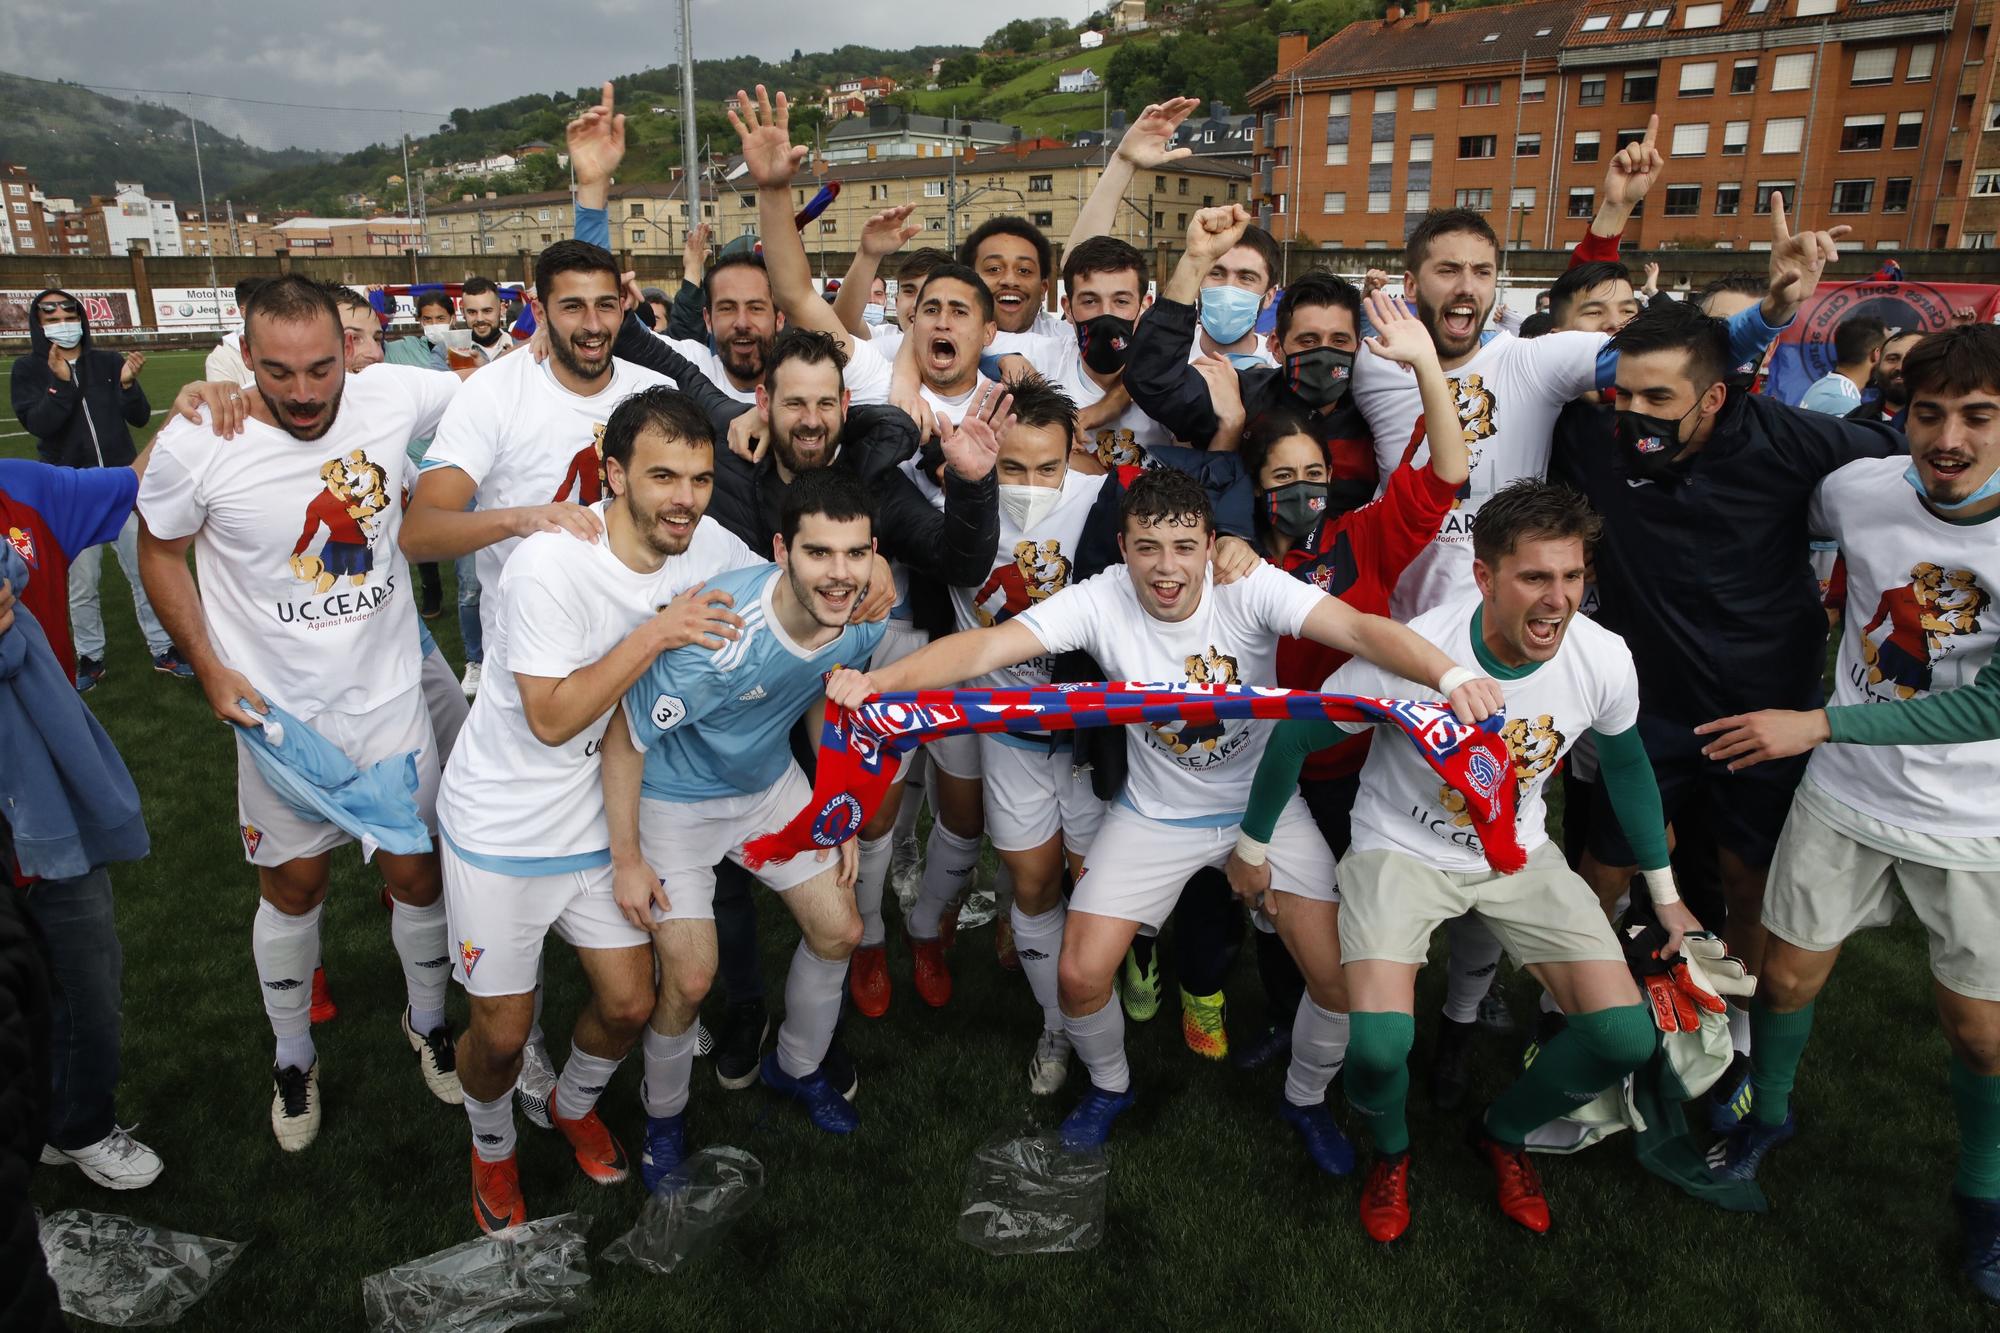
[9,287,150,470]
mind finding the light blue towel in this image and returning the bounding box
[231,699,432,861]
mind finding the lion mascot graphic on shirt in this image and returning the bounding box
[1093,427,1144,470]
[975,538,1072,627]
[1440,713,1564,828]
[290,455,386,594]
[1861,562,1989,699]
[554,422,610,505]
[1153,647,1241,756]
[1445,372,1499,509]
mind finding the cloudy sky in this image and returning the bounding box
[0,0,1086,152]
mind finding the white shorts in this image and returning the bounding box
[440,841,648,997]
[234,686,438,867]
[637,764,833,921]
[419,648,469,765]
[978,735,1104,857]
[1074,796,1337,930]
[930,730,982,782]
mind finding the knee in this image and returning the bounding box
[1944,1016,2000,1076]
[1345,1010,1415,1077]
[472,1014,529,1073]
[810,912,862,962]
[261,878,326,917]
[1012,875,1062,916]
[1057,955,1109,1012]
[1584,1004,1661,1071]
[603,984,657,1038]
[1757,953,1822,1012]
[1304,973,1348,1014]
[385,863,443,908]
[663,964,715,1018]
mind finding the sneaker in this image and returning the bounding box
[403,1010,464,1105]
[1470,1126,1551,1233]
[461,661,482,699]
[271,1061,321,1153]
[152,649,195,679]
[470,1150,526,1234]
[888,835,923,913]
[1955,1193,2000,1305]
[1118,940,1161,1023]
[911,935,952,1008]
[1476,992,1517,1036]
[640,1112,687,1195]
[74,654,106,693]
[1028,1027,1071,1096]
[760,1053,859,1134]
[1059,1083,1135,1151]
[1180,987,1228,1060]
[715,1000,770,1091]
[1278,1098,1357,1176]
[819,1040,859,1102]
[515,1038,557,1129]
[1359,1153,1412,1243]
[1231,1022,1293,1072]
[39,1126,163,1191]
[995,915,1019,971]
[1706,1051,1755,1134]
[1429,1015,1476,1112]
[1707,1108,1797,1182]
[551,1093,631,1184]
[694,1020,715,1059]
[849,943,891,1018]
[309,966,337,1025]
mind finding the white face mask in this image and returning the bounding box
[422,322,453,344]
[42,321,83,349]
[861,303,886,326]
[999,481,1062,531]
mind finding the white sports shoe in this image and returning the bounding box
[403,1010,464,1105]
[1028,1028,1071,1097]
[515,1038,557,1129]
[694,1019,715,1058]
[271,1062,321,1153]
[461,661,482,698]
[40,1126,163,1190]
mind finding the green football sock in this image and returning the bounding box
[1748,1000,1815,1128]
[1344,1011,1416,1156]
[1485,1003,1654,1148]
[1951,1056,2000,1200]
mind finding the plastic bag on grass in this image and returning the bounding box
[604,1146,764,1275]
[361,1211,591,1333]
[957,1132,1107,1254]
[39,1208,246,1327]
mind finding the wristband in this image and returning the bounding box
[1437,666,1480,697]
[1642,867,1680,906]
[1233,833,1270,867]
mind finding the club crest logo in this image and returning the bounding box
[5,525,35,566]
[650,693,688,730]
[1439,714,1563,827]
[459,939,485,977]
[241,823,263,857]
[810,793,865,847]
[1465,747,1504,801]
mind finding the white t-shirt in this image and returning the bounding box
[137,364,459,720]
[437,511,763,858]
[1329,595,1640,873]
[1007,331,1172,469]
[1017,561,1325,820]
[1353,329,1603,618]
[866,327,905,362]
[204,334,254,389]
[652,333,758,405]
[950,470,1107,687]
[793,331,895,406]
[1805,456,2000,836]
[1190,333,1277,368]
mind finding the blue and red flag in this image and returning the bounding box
[1763,280,2000,405]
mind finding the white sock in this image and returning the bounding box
[553,1043,620,1121]
[641,1024,699,1118]
[1284,999,1352,1108]
[908,824,979,939]
[854,833,893,948]
[1010,901,1066,1033]
[1728,1001,1752,1056]
[254,899,319,1070]
[465,1091,516,1163]
[1064,995,1130,1094]
[390,897,450,1031]
[1443,914,1504,1023]
[776,941,849,1079]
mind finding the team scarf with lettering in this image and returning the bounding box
[742,683,1525,874]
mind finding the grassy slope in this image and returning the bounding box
[14,352,1996,1330]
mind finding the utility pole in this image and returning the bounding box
[186,97,220,321]
[678,0,702,239]
[401,130,421,282]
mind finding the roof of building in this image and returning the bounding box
[274,216,421,230]
[1261,0,1584,89]
[825,106,1019,143]
[1562,0,1950,47]
[427,181,706,217]
[722,142,1252,188]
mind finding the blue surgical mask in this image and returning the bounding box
[1905,460,2000,512]
[862,303,886,327]
[1226,351,1267,371]
[1199,285,1261,346]
[43,321,83,349]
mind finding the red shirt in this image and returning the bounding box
[0,460,138,683]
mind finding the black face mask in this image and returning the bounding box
[1263,481,1329,539]
[1076,314,1135,376]
[1613,402,1699,485]
[1283,348,1354,410]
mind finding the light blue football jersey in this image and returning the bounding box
[626,562,885,802]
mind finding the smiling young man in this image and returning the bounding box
[961,216,1062,339]
[459,278,512,366]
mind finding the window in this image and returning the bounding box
[1976,171,2000,196]
[1625,71,1658,102]
[1754,180,1797,213]
[1772,54,1814,91]
[631,229,646,244]
[1665,184,1702,214]
[4,184,19,196]
[1455,188,1494,210]
[1965,233,1996,250]
[1883,177,1912,212]
[1410,134,1435,162]
[1622,10,1645,27]
[1406,189,1431,211]
[1795,0,1835,13]
[1368,191,1391,213]
[1723,120,1749,154]
[1568,188,1597,217]
[1155,175,1167,191]
[629,202,646,217]
[1460,134,1497,159]
[924,181,945,197]
[1686,2,1723,24]
[1715,182,1741,214]
[9,203,24,215]
[536,208,551,222]
[1177,177,1189,195]
[1413,85,1438,111]
[1989,105,2000,130]
[1372,141,1396,164]
[1895,113,1922,149]
[1672,122,1710,156]
[1031,210,1054,226]
[1582,13,1611,28]
[1907,43,1936,81]
[1851,48,1895,85]
[1464,81,1500,106]
[1680,62,1716,95]
[1580,76,1606,106]
[1841,115,1886,151]
[1154,210,1165,226]
[1511,187,1537,209]
[1730,60,1757,95]
[1228,183,1239,201]
[17,237,31,250]
[1763,118,1805,154]
[738,193,755,209]
[1616,126,1648,150]
[1516,132,1542,156]
[1647,7,1671,23]
[1326,93,1352,115]
[1323,191,1347,213]
[1831,179,1875,213]
[928,217,945,231]
[1028,174,1053,192]
[540,232,553,244]
[1326,143,1349,165]
[1177,212,1188,229]
[1575,130,1602,162]
[1521,77,1547,102]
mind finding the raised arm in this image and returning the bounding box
[1360,291,1468,487]
[1065,97,1201,251]
[1296,595,1501,723]
[1123,206,1256,446]
[1588,113,1660,244]
[833,205,919,339]
[824,618,1050,707]
[729,86,857,354]
[567,81,624,216]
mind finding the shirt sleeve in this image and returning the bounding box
[421,369,504,485]
[1525,329,1611,400]
[0,460,136,558]
[1592,635,1643,737]
[622,650,715,753]
[575,203,610,249]
[1353,456,1458,588]
[1014,574,1107,658]
[1245,560,1328,638]
[380,363,461,440]
[133,420,211,542]
[498,545,592,679]
[841,335,894,406]
[1321,653,1399,735]
[1591,724,1670,870]
[1826,664,2000,747]
[1722,300,1789,375]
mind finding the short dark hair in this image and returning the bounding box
[327,284,372,314]
[1548,261,1635,325]
[1606,298,1732,391]
[461,276,500,301]
[234,277,269,309]
[1405,208,1498,272]
[1472,479,1602,568]
[1694,272,1765,316]
[1901,325,2000,401]
[601,385,715,477]
[1518,312,1556,339]
[1228,225,1282,291]
[894,247,953,284]
[702,252,771,310]
[1239,409,1317,484]
[414,291,454,320]
[1120,466,1214,535]
[243,274,340,342]
[1833,315,1890,367]
[915,262,996,324]
[1276,271,1361,344]
[999,371,1078,442]
[765,327,849,394]
[1060,235,1146,297]
[959,216,1052,279]
[780,465,873,546]
[533,239,620,305]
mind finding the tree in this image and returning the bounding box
[938,54,980,86]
